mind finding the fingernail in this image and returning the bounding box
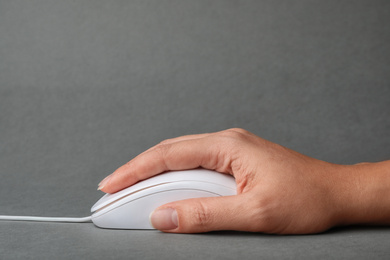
[149,208,178,230]
[97,175,112,190]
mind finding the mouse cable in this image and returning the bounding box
[0,215,92,223]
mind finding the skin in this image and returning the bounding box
[98,128,390,234]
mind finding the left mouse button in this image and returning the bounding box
[91,194,110,212]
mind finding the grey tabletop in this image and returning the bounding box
[1,223,390,259]
[1,1,389,259]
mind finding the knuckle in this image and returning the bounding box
[214,134,243,150]
[157,138,174,145]
[219,128,249,140]
[191,201,213,229]
[153,142,170,155]
[153,144,171,163]
[227,128,249,134]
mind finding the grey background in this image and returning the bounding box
[0,0,389,259]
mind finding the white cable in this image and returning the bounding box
[0,215,92,223]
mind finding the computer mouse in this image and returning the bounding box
[91,169,237,229]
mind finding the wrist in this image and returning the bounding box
[332,161,390,226]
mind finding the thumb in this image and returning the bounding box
[149,195,249,233]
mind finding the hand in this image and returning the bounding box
[98,128,390,234]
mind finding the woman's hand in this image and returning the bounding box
[98,128,390,234]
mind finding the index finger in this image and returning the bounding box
[98,136,232,194]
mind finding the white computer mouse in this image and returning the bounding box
[91,169,237,229]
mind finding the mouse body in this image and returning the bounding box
[91,169,236,229]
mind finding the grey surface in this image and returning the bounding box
[1,223,390,260]
[0,0,389,259]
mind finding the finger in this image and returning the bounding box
[98,135,211,191]
[156,128,251,145]
[131,128,248,162]
[150,194,251,233]
[132,132,213,159]
[99,136,233,193]
[139,128,243,155]
[157,132,214,145]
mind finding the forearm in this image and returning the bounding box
[336,160,390,226]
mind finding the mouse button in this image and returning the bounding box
[92,187,136,212]
[92,182,170,215]
[91,185,149,212]
[92,181,189,215]
[91,175,178,212]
